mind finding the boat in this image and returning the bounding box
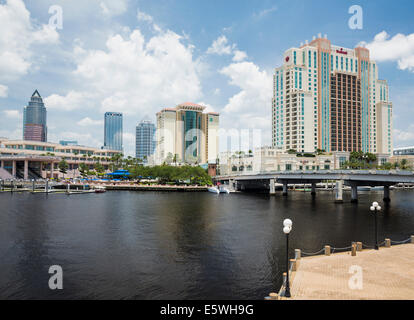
[94,186,107,193]
[219,185,230,194]
[208,186,220,194]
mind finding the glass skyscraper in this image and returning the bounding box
[23,90,47,142]
[104,112,123,151]
[135,120,156,162]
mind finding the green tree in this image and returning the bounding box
[58,159,69,178]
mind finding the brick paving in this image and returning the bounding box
[290,244,414,300]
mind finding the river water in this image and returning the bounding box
[0,190,413,299]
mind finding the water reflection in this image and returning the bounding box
[0,190,413,299]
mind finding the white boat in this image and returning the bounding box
[208,186,220,194]
[94,186,107,193]
[219,185,230,194]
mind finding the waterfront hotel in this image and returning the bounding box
[155,102,219,164]
[0,138,121,180]
[272,35,393,155]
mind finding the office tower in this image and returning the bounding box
[104,112,123,151]
[23,90,47,142]
[156,102,219,164]
[136,120,156,162]
[272,36,393,155]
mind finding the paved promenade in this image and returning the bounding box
[291,244,414,300]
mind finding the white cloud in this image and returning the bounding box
[0,0,59,82]
[394,125,414,144]
[3,109,21,119]
[0,84,8,97]
[66,28,202,115]
[45,91,94,111]
[359,31,414,72]
[253,6,278,19]
[207,35,247,62]
[207,35,234,55]
[233,50,248,62]
[77,117,104,127]
[100,0,128,17]
[219,61,272,146]
[137,9,153,23]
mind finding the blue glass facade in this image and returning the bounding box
[104,112,123,151]
[136,120,155,161]
[23,90,47,142]
[184,110,201,160]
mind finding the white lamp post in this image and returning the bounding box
[370,202,381,250]
[283,219,292,297]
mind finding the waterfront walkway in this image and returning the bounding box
[290,244,414,300]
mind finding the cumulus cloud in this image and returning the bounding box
[359,31,414,72]
[219,61,272,146]
[45,91,94,111]
[0,0,59,82]
[3,109,21,119]
[77,117,104,126]
[394,125,414,145]
[207,35,234,55]
[100,0,128,17]
[0,84,8,98]
[207,35,247,62]
[63,28,202,115]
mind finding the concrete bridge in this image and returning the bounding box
[215,170,414,203]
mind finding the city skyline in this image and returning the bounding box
[0,1,413,156]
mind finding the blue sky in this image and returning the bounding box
[0,0,413,155]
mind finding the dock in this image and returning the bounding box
[272,239,414,300]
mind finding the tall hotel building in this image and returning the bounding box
[104,112,123,152]
[272,35,393,155]
[23,90,47,142]
[156,102,219,164]
[136,120,156,162]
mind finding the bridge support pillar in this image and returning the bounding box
[351,184,358,203]
[383,186,391,203]
[24,160,29,180]
[311,183,316,196]
[12,160,16,178]
[282,181,288,196]
[269,179,275,195]
[335,180,343,203]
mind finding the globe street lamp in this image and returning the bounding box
[283,218,293,298]
[370,202,381,250]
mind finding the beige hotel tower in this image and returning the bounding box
[272,35,393,155]
[156,102,219,164]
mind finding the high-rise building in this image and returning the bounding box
[23,90,47,142]
[272,36,393,155]
[136,120,156,162]
[156,102,219,164]
[104,112,123,152]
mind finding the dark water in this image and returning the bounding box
[0,190,413,300]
